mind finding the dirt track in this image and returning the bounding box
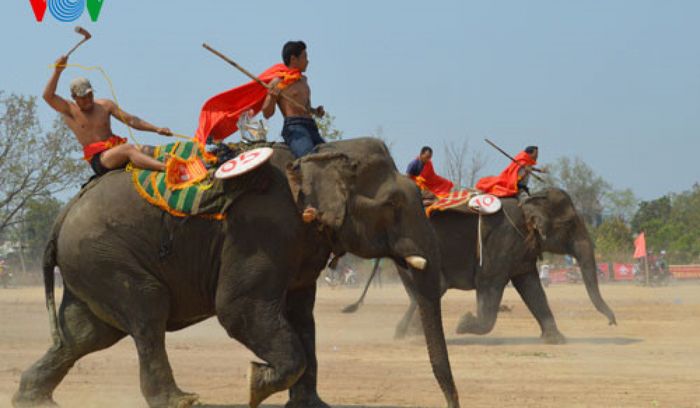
[1,282,699,408]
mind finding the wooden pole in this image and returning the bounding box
[644,255,650,286]
[484,138,545,182]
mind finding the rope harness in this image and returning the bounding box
[476,203,530,267]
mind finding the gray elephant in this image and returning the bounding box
[13,138,460,408]
[351,188,616,344]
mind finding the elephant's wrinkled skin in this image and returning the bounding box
[13,138,459,408]
[394,188,616,344]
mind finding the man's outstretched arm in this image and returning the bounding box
[43,55,72,116]
[107,101,172,136]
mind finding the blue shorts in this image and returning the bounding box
[281,117,325,158]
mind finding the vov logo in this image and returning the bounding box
[29,0,104,22]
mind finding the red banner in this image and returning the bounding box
[549,268,569,283]
[670,265,700,279]
[633,233,646,259]
[613,263,635,281]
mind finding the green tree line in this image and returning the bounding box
[538,157,699,264]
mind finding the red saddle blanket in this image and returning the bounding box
[425,189,475,217]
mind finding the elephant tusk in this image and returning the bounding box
[405,256,427,270]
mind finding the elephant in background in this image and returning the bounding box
[14,138,459,408]
[351,188,616,344]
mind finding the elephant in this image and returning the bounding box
[348,188,616,344]
[13,138,460,408]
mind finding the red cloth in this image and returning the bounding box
[195,64,302,144]
[82,135,127,161]
[633,233,646,259]
[410,160,454,198]
[475,151,537,197]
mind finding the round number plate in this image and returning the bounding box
[214,147,274,179]
[468,194,502,214]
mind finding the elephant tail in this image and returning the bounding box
[41,195,79,348]
[43,233,62,348]
[341,258,381,313]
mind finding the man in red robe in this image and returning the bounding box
[406,146,454,201]
[476,146,546,197]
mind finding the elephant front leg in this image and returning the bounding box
[216,291,307,407]
[456,276,507,335]
[284,285,330,408]
[512,270,566,344]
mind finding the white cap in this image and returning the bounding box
[69,77,93,97]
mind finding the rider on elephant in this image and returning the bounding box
[195,41,325,221]
[262,41,326,158]
[196,41,324,157]
[406,146,454,204]
[476,145,546,198]
[43,54,174,176]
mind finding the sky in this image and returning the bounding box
[1,0,699,200]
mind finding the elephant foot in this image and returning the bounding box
[169,390,199,408]
[146,389,199,408]
[248,362,279,408]
[394,321,410,339]
[541,331,567,345]
[456,312,494,335]
[12,391,58,408]
[406,321,424,336]
[285,395,331,408]
[395,318,423,339]
[455,312,477,334]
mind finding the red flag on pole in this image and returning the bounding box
[633,232,646,259]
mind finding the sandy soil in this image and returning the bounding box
[1,282,699,408]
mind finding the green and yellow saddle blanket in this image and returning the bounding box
[129,141,230,220]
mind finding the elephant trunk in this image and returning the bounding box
[573,229,617,325]
[416,293,460,407]
[400,254,460,408]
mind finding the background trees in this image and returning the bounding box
[0,93,87,274]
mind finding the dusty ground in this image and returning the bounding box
[1,282,699,408]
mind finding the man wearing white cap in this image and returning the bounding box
[43,55,173,176]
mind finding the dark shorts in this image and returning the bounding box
[517,183,530,195]
[89,151,125,176]
[90,152,110,176]
[281,117,325,158]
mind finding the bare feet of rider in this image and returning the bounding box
[302,206,317,223]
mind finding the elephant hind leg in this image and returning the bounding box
[124,294,198,408]
[456,277,508,335]
[13,289,126,407]
[216,294,307,408]
[511,270,566,344]
[394,300,419,339]
[395,273,448,339]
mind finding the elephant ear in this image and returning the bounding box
[286,151,356,229]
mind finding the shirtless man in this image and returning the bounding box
[261,41,325,158]
[43,55,173,176]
